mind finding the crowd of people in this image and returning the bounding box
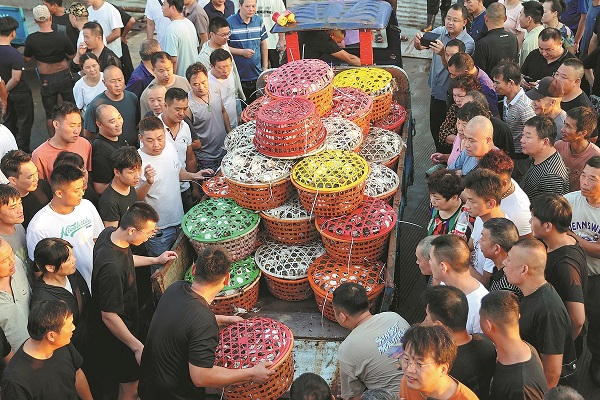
[0,0,597,397]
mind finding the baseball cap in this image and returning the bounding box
[66,3,89,17]
[525,76,565,100]
[33,5,51,22]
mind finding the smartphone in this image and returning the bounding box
[421,32,441,48]
[523,75,536,83]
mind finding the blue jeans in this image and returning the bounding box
[145,225,180,273]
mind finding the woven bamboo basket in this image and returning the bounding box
[241,95,273,123]
[290,150,369,217]
[307,255,385,322]
[181,198,260,262]
[254,97,327,159]
[372,101,407,133]
[214,317,294,399]
[321,117,364,153]
[259,196,318,245]
[255,241,326,301]
[332,68,394,121]
[324,87,373,136]
[221,146,295,210]
[265,59,334,116]
[359,127,405,171]
[364,163,400,204]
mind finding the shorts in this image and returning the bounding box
[98,334,140,383]
[38,69,75,119]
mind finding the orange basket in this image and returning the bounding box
[259,197,318,245]
[372,102,407,133]
[359,127,405,173]
[365,163,400,204]
[227,178,294,211]
[332,68,393,121]
[324,87,373,137]
[241,96,273,123]
[255,241,325,301]
[202,175,231,198]
[308,254,386,322]
[214,317,294,400]
[291,150,370,217]
[371,92,393,121]
[316,196,397,264]
[265,59,334,116]
[254,97,327,159]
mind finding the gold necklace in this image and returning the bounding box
[501,182,514,199]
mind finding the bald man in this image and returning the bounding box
[447,115,495,175]
[92,104,127,194]
[503,238,577,388]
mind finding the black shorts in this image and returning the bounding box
[98,334,140,383]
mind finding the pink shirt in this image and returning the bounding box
[448,135,463,165]
[32,137,93,180]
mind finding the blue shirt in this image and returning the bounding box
[428,26,475,100]
[227,13,268,82]
[470,11,487,42]
[561,0,588,32]
[448,150,479,175]
[127,62,152,88]
[476,68,499,117]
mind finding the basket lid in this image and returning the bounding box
[241,95,273,122]
[182,198,259,242]
[308,254,385,294]
[221,145,294,184]
[184,256,259,291]
[214,317,294,369]
[322,118,363,152]
[259,196,313,220]
[316,196,397,241]
[224,121,256,151]
[257,97,317,126]
[255,241,326,279]
[324,87,373,119]
[266,59,334,97]
[202,175,231,198]
[332,68,393,96]
[364,163,400,198]
[372,102,407,129]
[291,150,369,192]
[358,128,405,164]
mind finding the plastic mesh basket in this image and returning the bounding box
[365,163,400,203]
[254,97,327,159]
[372,101,407,133]
[214,317,294,399]
[221,145,294,184]
[224,121,256,151]
[202,175,231,198]
[358,127,405,169]
[332,68,393,120]
[259,197,318,245]
[308,255,386,321]
[241,95,274,123]
[322,117,364,152]
[324,87,373,136]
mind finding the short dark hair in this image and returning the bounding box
[79,52,100,68]
[464,91,489,111]
[483,218,519,252]
[44,0,63,6]
[402,324,457,368]
[210,48,233,66]
[449,74,481,93]
[165,0,184,13]
[566,106,597,137]
[209,16,229,34]
[422,286,468,333]
[82,21,103,37]
[50,164,84,192]
[34,238,73,275]
[54,151,84,170]
[118,201,159,230]
[427,169,462,200]
[332,282,369,316]
[448,52,475,72]
[0,16,19,37]
[139,39,161,61]
[28,300,72,341]
[491,61,521,84]
[478,149,514,175]
[165,87,188,104]
[463,168,502,204]
[525,115,558,144]
[586,155,600,169]
[479,290,520,330]
[522,1,544,24]
[186,62,208,82]
[151,51,173,68]
[138,115,165,135]
[539,27,562,43]
[449,3,469,20]
[456,101,490,121]
[194,246,232,283]
[445,38,466,53]
[361,389,398,400]
[530,193,572,233]
[544,386,584,400]
[1,150,31,179]
[0,184,20,207]
[52,102,80,122]
[544,0,566,14]
[430,235,471,273]
[289,373,332,400]
[112,146,142,172]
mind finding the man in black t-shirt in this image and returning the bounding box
[503,238,577,388]
[72,21,121,73]
[44,0,79,47]
[299,30,361,67]
[480,291,547,400]
[0,150,52,229]
[139,246,274,400]
[91,202,177,399]
[92,104,127,195]
[1,300,92,399]
[422,286,496,400]
[530,193,587,357]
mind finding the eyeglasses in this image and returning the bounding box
[401,356,436,372]
[445,17,464,23]
[218,32,232,38]
[135,227,158,239]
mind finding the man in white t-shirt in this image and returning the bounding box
[145,0,170,49]
[430,234,488,334]
[162,0,199,77]
[85,0,123,58]
[136,116,211,265]
[26,164,103,290]
[209,49,238,128]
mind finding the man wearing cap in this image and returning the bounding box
[43,0,79,47]
[24,4,76,137]
[67,2,107,50]
[526,76,567,135]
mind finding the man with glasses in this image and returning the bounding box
[90,201,178,400]
[414,4,474,154]
[398,324,479,400]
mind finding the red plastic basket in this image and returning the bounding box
[202,175,231,198]
[324,87,373,137]
[307,255,386,322]
[213,317,295,399]
[372,102,407,133]
[241,96,273,123]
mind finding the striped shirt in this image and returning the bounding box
[521,151,569,200]
[227,13,268,82]
[503,88,536,154]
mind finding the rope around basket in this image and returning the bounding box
[255,240,326,279]
[221,145,295,184]
[358,127,406,164]
[322,117,363,152]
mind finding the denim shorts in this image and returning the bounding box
[38,68,75,119]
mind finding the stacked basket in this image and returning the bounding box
[365,163,400,204]
[332,68,394,121]
[372,102,407,133]
[324,87,373,136]
[359,127,405,171]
